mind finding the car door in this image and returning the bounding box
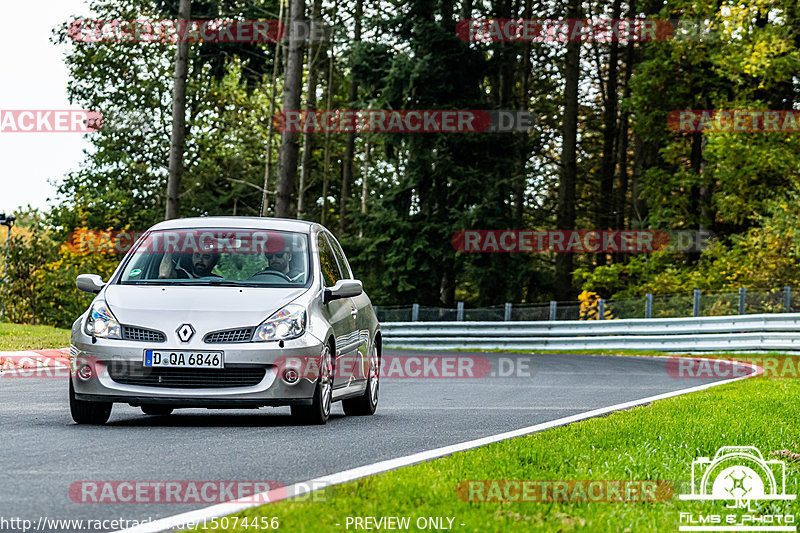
[326,232,370,385]
[317,231,357,390]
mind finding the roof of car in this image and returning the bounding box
[148,217,321,233]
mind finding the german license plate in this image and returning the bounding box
[144,350,224,369]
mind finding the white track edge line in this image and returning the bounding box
[113,357,762,533]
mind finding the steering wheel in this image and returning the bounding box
[250,270,293,282]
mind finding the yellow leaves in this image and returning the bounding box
[579,291,616,320]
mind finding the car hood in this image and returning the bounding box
[103,284,307,333]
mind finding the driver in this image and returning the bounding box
[262,245,303,282]
[159,251,220,279]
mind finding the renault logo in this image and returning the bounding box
[177,324,195,342]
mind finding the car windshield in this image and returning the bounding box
[118,228,310,287]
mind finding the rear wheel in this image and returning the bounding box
[291,343,333,425]
[141,405,174,416]
[343,340,379,416]
[69,380,112,425]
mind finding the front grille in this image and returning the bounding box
[122,326,166,343]
[204,327,254,344]
[108,362,267,389]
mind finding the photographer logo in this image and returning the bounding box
[678,446,795,531]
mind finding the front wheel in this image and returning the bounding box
[343,341,379,416]
[291,343,333,425]
[69,380,112,425]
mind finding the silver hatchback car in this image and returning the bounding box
[69,217,380,425]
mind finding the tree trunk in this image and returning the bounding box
[321,33,335,226]
[358,141,370,238]
[165,0,191,220]
[596,0,621,266]
[360,142,370,215]
[297,0,323,219]
[275,0,307,218]
[555,0,581,300]
[514,0,531,226]
[460,0,473,21]
[260,0,286,216]
[338,0,363,234]
[613,0,636,261]
[630,133,651,227]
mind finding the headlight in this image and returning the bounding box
[84,300,121,339]
[253,304,306,342]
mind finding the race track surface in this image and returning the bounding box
[0,351,732,532]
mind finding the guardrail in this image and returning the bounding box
[375,286,795,322]
[381,313,800,352]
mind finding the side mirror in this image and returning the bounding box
[76,274,106,294]
[323,279,363,304]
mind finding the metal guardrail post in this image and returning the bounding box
[645,293,653,319]
[549,301,557,321]
[598,299,605,320]
[693,290,701,317]
[456,301,464,321]
[738,287,746,315]
[785,286,791,312]
[411,303,419,322]
[504,302,512,321]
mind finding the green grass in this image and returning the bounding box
[0,322,71,350]
[192,377,800,532]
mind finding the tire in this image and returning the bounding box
[141,405,174,416]
[69,380,112,425]
[342,340,379,416]
[291,343,333,425]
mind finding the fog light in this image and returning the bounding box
[77,364,93,381]
[283,368,299,384]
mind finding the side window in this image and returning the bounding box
[326,233,352,279]
[318,233,343,287]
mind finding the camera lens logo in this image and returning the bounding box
[680,446,794,503]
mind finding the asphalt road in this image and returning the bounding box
[0,351,735,532]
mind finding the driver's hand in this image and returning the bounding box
[159,252,176,278]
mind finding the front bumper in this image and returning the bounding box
[70,328,325,407]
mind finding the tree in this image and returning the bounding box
[165,0,192,220]
[339,0,364,234]
[275,0,307,218]
[298,0,324,218]
[555,0,581,299]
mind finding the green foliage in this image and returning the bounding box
[0,210,119,328]
[7,0,800,326]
